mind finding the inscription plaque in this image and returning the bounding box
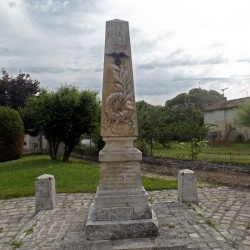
[100,162,140,190]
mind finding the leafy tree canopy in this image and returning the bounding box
[136,88,225,149]
[164,88,224,138]
[0,69,40,110]
[22,85,100,162]
[136,100,167,154]
[165,88,224,110]
[235,99,250,128]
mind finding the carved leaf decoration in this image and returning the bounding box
[127,109,134,119]
[112,94,124,112]
[126,74,132,85]
[109,64,120,71]
[108,64,120,82]
[118,94,124,103]
[110,124,123,134]
[113,99,120,112]
[102,119,111,130]
[125,104,134,110]
[103,59,136,134]
[111,69,121,84]
[124,100,134,110]
[121,69,129,84]
[126,82,133,94]
[112,84,121,92]
[126,92,133,100]
[114,83,124,92]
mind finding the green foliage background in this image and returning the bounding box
[136,88,224,153]
[0,69,40,110]
[0,106,24,162]
[22,85,100,161]
[235,99,250,128]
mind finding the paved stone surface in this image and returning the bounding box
[0,187,249,249]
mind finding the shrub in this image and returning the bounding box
[0,106,24,162]
[134,139,150,156]
[93,135,105,151]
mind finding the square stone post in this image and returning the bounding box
[86,19,158,240]
[178,169,199,206]
[35,174,56,213]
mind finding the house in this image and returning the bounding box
[203,97,250,141]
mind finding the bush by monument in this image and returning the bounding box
[0,106,24,162]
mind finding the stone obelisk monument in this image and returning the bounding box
[86,19,158,240]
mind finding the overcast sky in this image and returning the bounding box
[1,0,250,105]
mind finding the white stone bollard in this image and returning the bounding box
[178,169,199,206]
[35,174,56,213]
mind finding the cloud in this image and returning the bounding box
[137,52,227,70]
[27,0,69,13]
[231,75,250,78]
[237,59,250,63]
[1,0,250,105]
[8,2,17,8]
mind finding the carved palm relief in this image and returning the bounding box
[102,52,136,134]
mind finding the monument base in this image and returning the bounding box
[86,204,158,240]
[86,136,159,240]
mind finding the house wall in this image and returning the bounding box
[23,134,48,153]
[204,109,250,141]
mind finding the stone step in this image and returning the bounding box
[61,239,187,250]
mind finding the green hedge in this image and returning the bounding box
[0,106,24,162]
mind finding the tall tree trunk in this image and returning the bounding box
[150,137,153,157]
[48,137,60,160]
[63,139,78,162]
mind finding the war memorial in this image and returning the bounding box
[86,19,158,240]
[0,20,246,250]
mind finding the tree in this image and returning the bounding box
[0,69,40,110]
[0,106,24,162]
[188,88,224,109]
[161,88,224,143]
[23,85,100,162]
[165,88,224,111]
[136,88,224,150]
[235,99,250,128]
[136,100,165,155]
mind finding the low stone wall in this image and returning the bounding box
[72,152,250,187]
[141,157,250,188]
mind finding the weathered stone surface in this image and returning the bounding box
[94,193,149,208]
[86,206,158,240]
[177,169,199,205]
[86,19,158,240]
[98,161,142,191]
[101,19,138,137]
[35,174,56,213]
[1,189,245,249]
[99,137,142,162]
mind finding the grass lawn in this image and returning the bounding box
[153,142,250,163]
[0,154,177,199]
[202,142,250,155]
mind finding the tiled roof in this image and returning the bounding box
[203,97,250,112]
